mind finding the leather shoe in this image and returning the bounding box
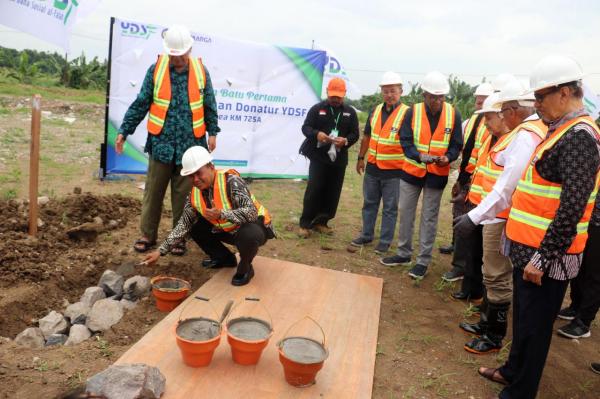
[202,258,237,269]
[231,264,254,286]
[451,291,470,301]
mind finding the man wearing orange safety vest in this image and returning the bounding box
[477,56,600,399]
[381,71,463,280]
[115,25,220,256]
[144,146,275,286]
[350,72,408,254]
[453,86,546,356]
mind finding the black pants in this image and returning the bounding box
[299,160,346,228]
[459,224,484,298]
[499,268,569,399]
[190,217,268,268]
[568,224,600,327]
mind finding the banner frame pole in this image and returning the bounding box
[100,16,116,180]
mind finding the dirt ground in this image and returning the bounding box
[0,95,598,398]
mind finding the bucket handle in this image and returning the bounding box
[226,297,273,332]
[177,295,219,323]
[281,316,326,348]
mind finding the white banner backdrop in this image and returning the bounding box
[0,0,97,51]
[105,17,330,178]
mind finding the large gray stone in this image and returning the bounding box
[98,270,124,297]
[86,299,124,332]
[123,276,151,301]
[65,324,92,346]
[15,328,45,349]
[80,286,106,307]
[64,302,91,325]
[86,363,166,399]
[39,311,69,339]
[120,299,138,311]
[45,334,68,346]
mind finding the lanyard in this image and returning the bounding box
[330,106,341,131]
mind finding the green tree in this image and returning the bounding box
[6,52,38,84]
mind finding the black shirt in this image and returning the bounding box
[457,114,484,185]
[300,100,359,167]
[399,103,463,189]
[364,102,404,179]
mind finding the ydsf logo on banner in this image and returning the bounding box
[52,0,78,25]
[120,21,157,39]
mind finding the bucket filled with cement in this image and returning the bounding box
[151,276,191,312]
[175,297,233,367]
[277,316,328,387]
[226,297,273,365]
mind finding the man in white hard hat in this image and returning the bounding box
[440,82,493,288]
[298,78,359,238]
[478,55,600,399]
[350,72,409,254]
[115,25,220,256]
[454,86,546,356]
[381,71,463,279]
[144,146,274,286]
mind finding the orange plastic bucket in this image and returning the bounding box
[226,297,273,365]
[151,276,190,312]
[277,316,328,387]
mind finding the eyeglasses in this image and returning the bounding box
[500,106,518,114]
[534,86,560,103]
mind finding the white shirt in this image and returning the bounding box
[468,114,544,225]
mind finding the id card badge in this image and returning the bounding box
[330,128,339,138]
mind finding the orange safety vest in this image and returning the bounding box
[367,103,410,170]
[463,115,490,174]
[468,119,547,218]
[147,54,207,138]
[189,169,271,232]
[402,102,456,178]
[506,116,600,253]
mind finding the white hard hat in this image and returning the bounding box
[181,146,213,176]
[529,55,584,92]
[474,83,494,97]
[379,71,403,86]
[493,80,535,108]
[421,71,449,95]
[491,73,518,92]
[475,93,502,114]
[163,25,194,56]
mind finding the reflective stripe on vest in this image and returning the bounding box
[467,119,547,218]
[147,54,207,138]
[403,102,455,178]
[465,118,490,174]
[367,103,410,169]
[189,169,271,232]
[506,116,600,254]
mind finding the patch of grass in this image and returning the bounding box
[95,336,113,358]
[0,167,21,184]
[433,278,455,292]
[33,359,49,372]
[66,370,84,388]
[0,82,104,104]
[462,303,480,318]
[496,340,511,364]
[1,188,17,200]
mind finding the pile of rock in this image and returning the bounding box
[14,270,151,349]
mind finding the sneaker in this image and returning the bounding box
[557,306,577,321]
[298,227,311,238]
[591,362,600,375]
[380,255,411,267]
[408,264,428,279]
[442,267,464,282]
[557,319,591,339]
[374,243,389,255]
[439,244,454,255]
[313,224,333,235]
[350,237,372,247]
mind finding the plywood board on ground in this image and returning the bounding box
[115,256,383,398]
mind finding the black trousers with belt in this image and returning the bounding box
[498,268,569,399]
[458,224,484,299]
[300,160,346,229]
[190,217,269,267]
[568,224,600,327]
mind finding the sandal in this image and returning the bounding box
[170,240,187,256]
[133,238,157,253]
[478,367,509,386]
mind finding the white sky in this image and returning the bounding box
[1,0,600,97]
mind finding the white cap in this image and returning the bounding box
[379,71,403,86]
[474,82,494,97]
[493,80,535,108]
[421,71,449,95]
[491,73,518,92]
[181,146,213,176]
[163,25,194,56]
[529,55,584,92]
[475,93,502,114]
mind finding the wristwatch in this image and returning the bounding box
[357,155,365,160]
